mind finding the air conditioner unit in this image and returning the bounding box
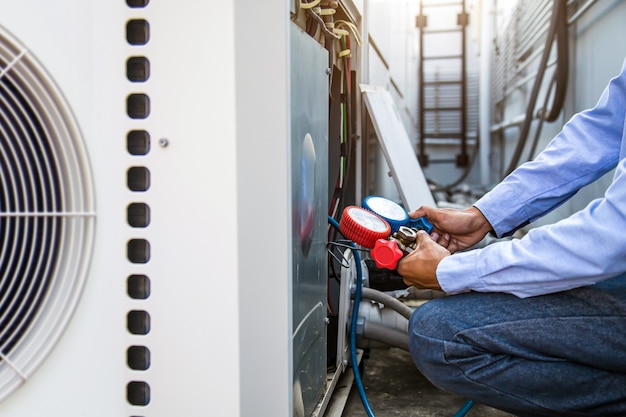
[0,1,260,416]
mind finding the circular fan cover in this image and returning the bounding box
[0,27,95,400]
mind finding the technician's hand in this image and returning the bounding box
[409,205,493,253]
[397,230,449,290]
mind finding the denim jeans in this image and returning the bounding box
[408,274,626,416]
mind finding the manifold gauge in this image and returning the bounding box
[339,206,391,248]
[362,195,409,233]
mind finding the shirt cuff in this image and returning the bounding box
[474,183,530,238]
[437,250,484,295]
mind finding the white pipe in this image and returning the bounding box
[479,0,495,186]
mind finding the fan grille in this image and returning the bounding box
[0,27,95,400]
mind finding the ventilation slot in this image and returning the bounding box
[127,93,150,119]
[127,239,150,264]
[127,0,150,9]
[127,130,150,155]
[127,310,150,335]
[127,274,150,299]
[126,57,150,82]
[125,3,151,414]
[127,203,150,228]
[127,345,150,370]
[127,166,150,191]
[127,381,150,406]
[126,20,150,46]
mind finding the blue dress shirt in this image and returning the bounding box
[438,58,626,297]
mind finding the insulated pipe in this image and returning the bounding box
[360,287,414,320]
[362,321,409,351]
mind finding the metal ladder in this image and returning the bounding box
[416,0,469,168]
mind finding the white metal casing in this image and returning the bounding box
[0,1,253,416]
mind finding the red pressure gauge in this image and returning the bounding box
[339,206,391,248]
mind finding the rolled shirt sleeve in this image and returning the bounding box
[437,58,626,297]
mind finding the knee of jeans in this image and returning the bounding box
[408,300,449,359]
[409,298,451,340]
[407,300,453,386]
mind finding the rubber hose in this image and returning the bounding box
[361,287,414,320]
[541,0,569,122]
[362,321,409,351]
[328,216,376,417]
[504,0,568,177]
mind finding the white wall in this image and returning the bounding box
[364,0,421,201]
[366,0,420,139]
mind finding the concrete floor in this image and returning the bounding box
[339,347,515,417]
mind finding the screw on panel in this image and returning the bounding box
[159,138,169,147]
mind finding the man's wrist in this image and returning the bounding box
[469,205,495,237]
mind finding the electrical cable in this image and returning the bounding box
[429,137,480,192]
[338,34,353,213]
[327,26,348,297]
[539,1,569,125]
[328,216,474,417]
[524,1,569,162]
[326,20,360,227]
[306,14,319,38]
[328,32,358,317]
[303,5,341,41]
[328,216,376,417]
[503,0,568,177]
[333,27,350,36]
[328,34,355,229]
[315,7,476,416]
[335,20,362,45]
[300,0,321,9]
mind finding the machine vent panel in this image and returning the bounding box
[0,26,95,401]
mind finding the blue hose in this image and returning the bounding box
[453,400,475,417]
[328,216,375,416]
[348,238,376,416]
[328,216,474,417]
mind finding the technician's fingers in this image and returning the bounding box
[416,230,437,248]
[436,233,451,248]
[447,238,461,254]
[409,205,435,219]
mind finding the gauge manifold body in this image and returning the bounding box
[339,206,391,248]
